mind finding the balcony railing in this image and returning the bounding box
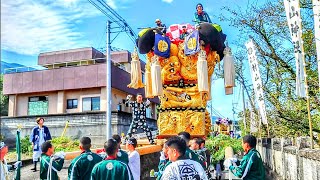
[4,58,128,74]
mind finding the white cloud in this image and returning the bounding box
[162,0,173,3]
[0,0,101,55]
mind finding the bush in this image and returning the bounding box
[206,134,243,165]
[21,136,32,154]
[51,137,79,152]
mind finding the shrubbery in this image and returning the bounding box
[206,134,243,165]
[19,136,79,153]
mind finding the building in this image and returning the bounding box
[2,47,159,145]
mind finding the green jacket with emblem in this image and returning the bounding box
[91,159,133,180]
[40,154,64,180]
[117,149,129,164]
[68,150,103,180]
[229,148,265,180]
[185,147,205,169]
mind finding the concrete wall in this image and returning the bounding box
[257,138,320,180]
[1,111,157,147]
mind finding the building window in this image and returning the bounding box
[28,96,48,115]
[82,97,100,111]
[67,99,78,109]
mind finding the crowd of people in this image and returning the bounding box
[1,128,265,180]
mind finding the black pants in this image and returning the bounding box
[126,119,155,144]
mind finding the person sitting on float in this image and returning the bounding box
[194,3,212,24]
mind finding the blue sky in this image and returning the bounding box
[1,0,262,120]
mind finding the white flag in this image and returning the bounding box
[250,108,258,133]
[245,39,268,125]
[284,0,307,97]
[313,0,320,88]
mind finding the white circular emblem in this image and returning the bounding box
[117,151,122,157]
[87,155,93,161]
[106,162,114,170]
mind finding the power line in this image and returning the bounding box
[87,0,137,46]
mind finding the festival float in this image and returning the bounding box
[213,117,234,135]
[128,22,228,138]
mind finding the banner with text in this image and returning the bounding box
[245,39,268,125]
[313,0,320,88]
[284,0,306,97]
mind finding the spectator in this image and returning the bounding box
[126,137,140,180]
[224,135,265,180]
[68,137,102,180]
[112,134,129,164]
[161,136,207,179]
[40,141,64,180]
[30,117,52,172]
[91,139,133,180]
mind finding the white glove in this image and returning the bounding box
[146,99,151,106]
[13,161,22,168]
[54,151,66,159]
[159,151,166,161]
[126,95,132,100]
[223,159,232,169]
[229,157,238,163]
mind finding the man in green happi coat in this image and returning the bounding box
[68,137,102,180]
[224,135,265,180]
[112,134,129,164]
[91,139,133,180]
[40,141,64,180]
[178,132,203,167]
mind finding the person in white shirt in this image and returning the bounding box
[161,136,208,180]
[126,137,140,180]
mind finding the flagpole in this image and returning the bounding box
[302,55,314,149]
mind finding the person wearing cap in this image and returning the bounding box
[126,137,140,180]
[91,139,133,180]
[30,117,52,172]
[194,3,212,24]
[67,137,103,180]
[155,18,167,35]
[1,142,22,180]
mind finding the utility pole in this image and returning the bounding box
[242,84,246,130]
[106,20,112,140]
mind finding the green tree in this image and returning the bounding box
[0,75,8,116]
[218,0,320,137]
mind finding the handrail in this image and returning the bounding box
[3,58,129,74]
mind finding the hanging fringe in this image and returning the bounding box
[144,68,153,98]
[197,50,209,92]
[151,55,163,96]
[223,46,235,88]
[127,48,144,89]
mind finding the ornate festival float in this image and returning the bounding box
[128,22,229,138]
